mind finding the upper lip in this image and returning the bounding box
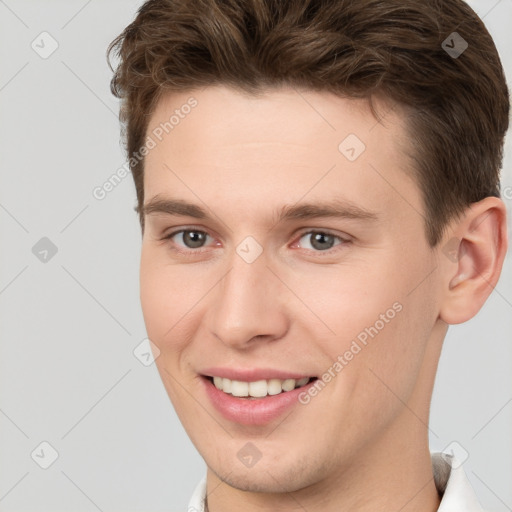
[201,367,315,381]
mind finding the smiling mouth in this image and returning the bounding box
[204,375,318,399]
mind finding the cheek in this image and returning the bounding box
[139,246,197,353]
[287,249,437,401]
[139,248,206,414]
[284,260,404,347]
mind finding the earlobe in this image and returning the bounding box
[439,197,508,325]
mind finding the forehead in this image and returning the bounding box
[143,85,421,228]
[147,86,403,157]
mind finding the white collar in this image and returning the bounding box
[188,452,485,512]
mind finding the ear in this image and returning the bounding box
[438,197,508,325]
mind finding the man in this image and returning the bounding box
[107,0,509,510]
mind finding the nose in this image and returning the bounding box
[206,249,289,349]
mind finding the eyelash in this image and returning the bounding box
[160,228,350,257]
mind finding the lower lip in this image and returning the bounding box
[201,376,316,426]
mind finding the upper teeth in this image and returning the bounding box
[212,376,311,397]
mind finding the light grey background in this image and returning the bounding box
[0,1,511,511]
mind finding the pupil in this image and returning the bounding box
[311,233,334,251]
[184,231,205,248]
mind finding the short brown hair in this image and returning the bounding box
[107,0,509,245]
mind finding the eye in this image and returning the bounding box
[163,229,213,251]
[160,228,349,256]
[294,231,347,252]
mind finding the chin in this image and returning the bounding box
[215,469,300,494]
[208,453,321,494]
[222,473,280,493]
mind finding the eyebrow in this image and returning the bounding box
[140,196,379,225]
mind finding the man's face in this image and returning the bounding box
[140,85,443,493]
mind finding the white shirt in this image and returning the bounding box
[187,452,486,511]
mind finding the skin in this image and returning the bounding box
[139,85,507,511]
